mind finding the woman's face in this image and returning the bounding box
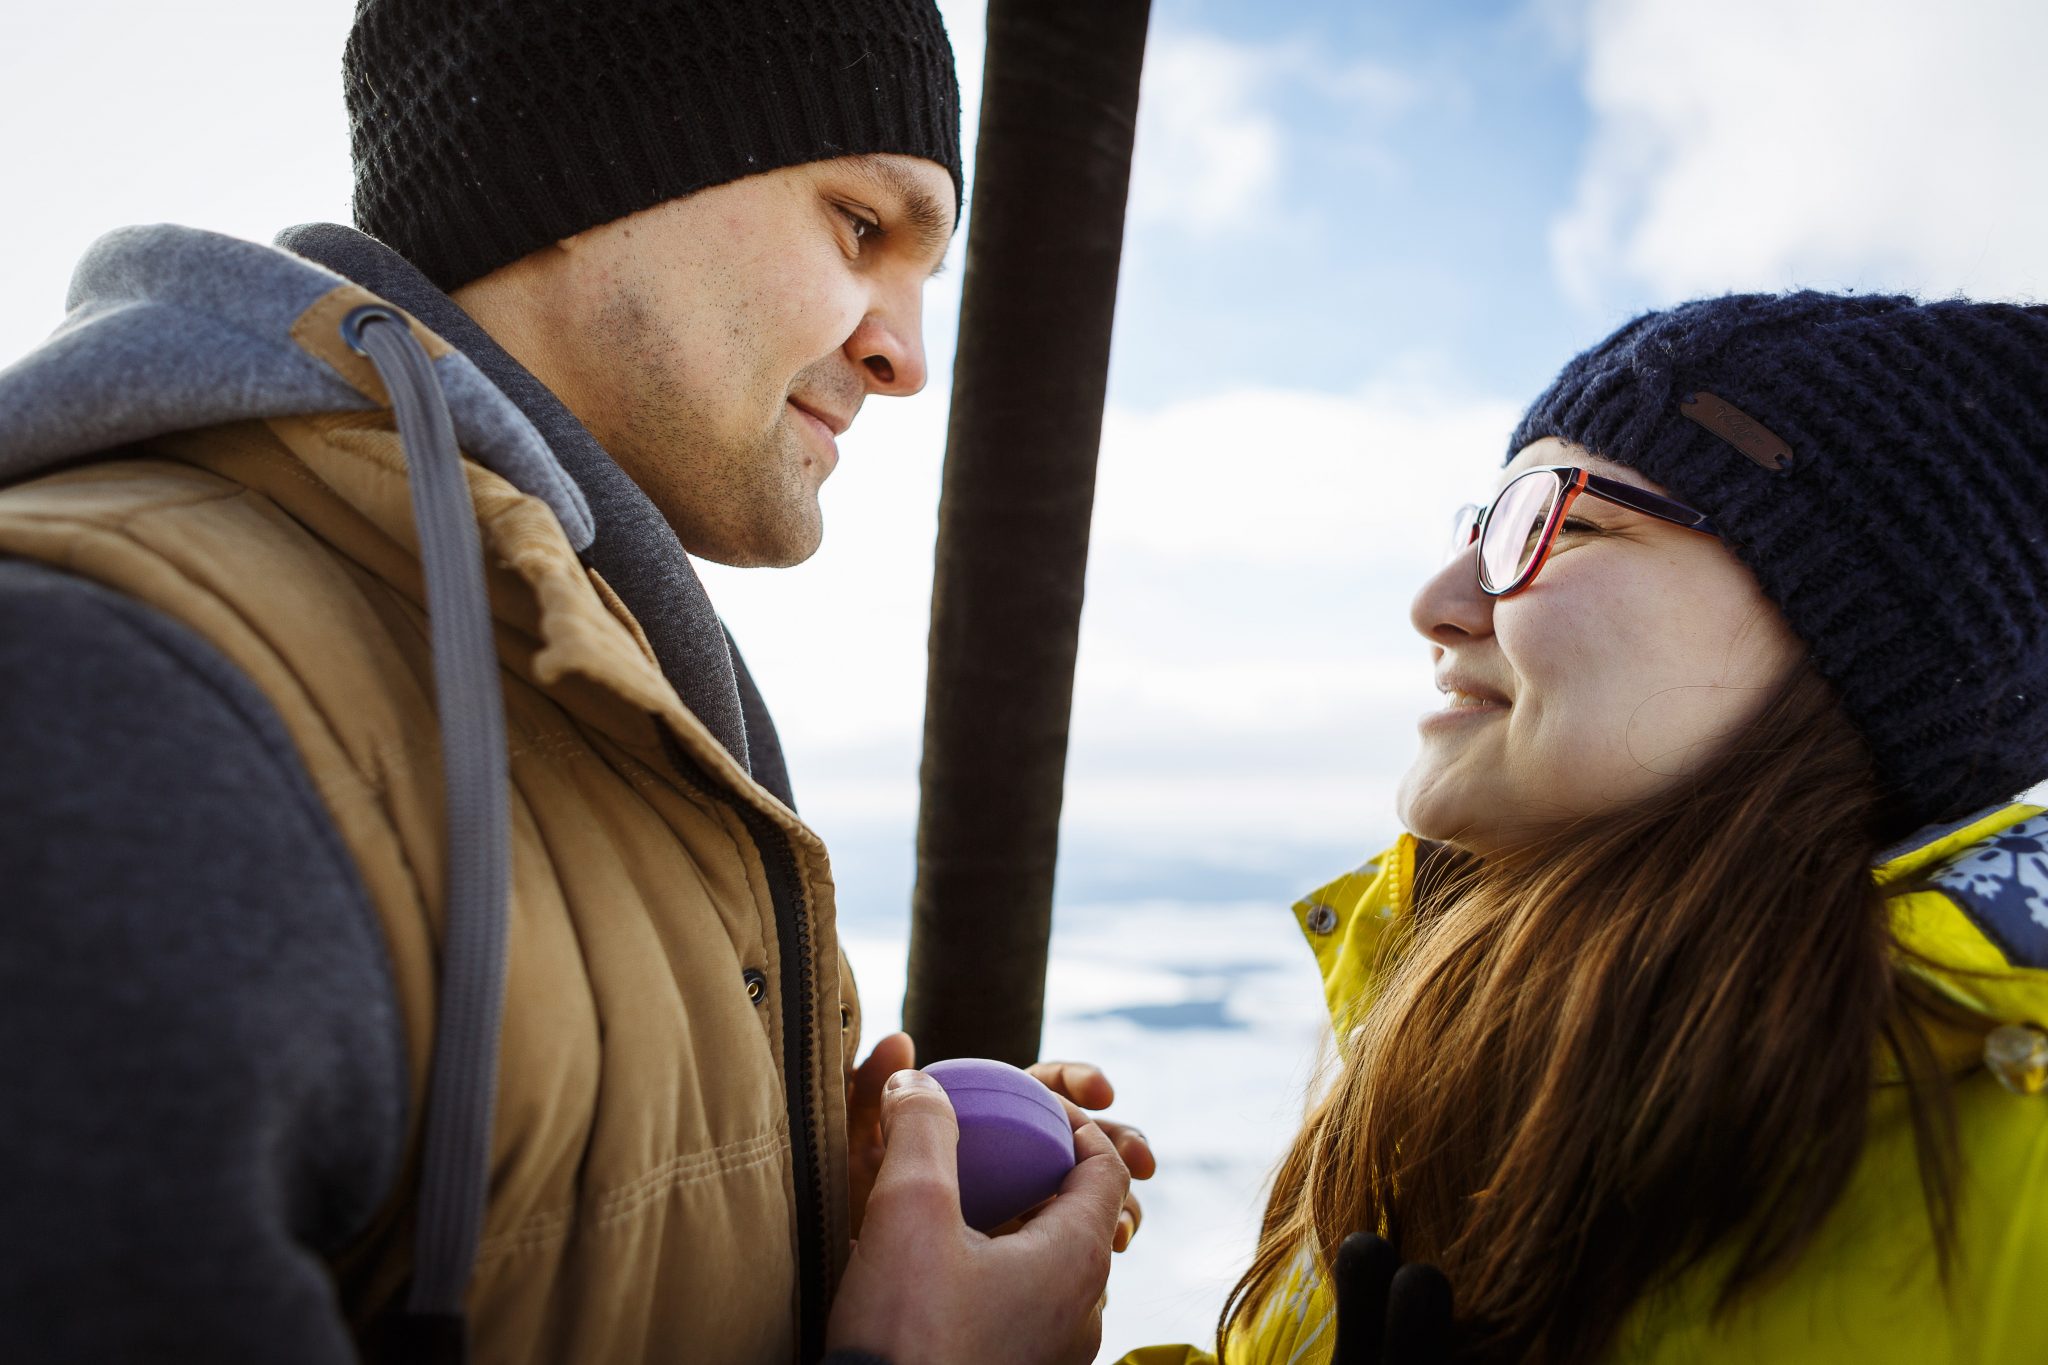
[1395,438,1806,855]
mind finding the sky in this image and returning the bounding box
[4,1,2046,909]
[5,1,2047,929]
[6,0,2048,1355]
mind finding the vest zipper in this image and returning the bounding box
[660,731,829,1361]
[747,803,829,1364]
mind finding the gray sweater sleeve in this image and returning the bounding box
[0,560,406,1361]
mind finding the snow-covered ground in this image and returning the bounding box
[841,897,1337,1362]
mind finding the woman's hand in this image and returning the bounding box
[1026,1060,1156,1251]
[1332,1232,1454,1365]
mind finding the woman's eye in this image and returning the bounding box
[1558,518,1601,536]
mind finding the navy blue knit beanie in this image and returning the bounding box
[345,0,963,291]
[1510,291,2048,840]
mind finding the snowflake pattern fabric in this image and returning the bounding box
[1926,813,2048,969]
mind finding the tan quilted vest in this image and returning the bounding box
[0,286,858,1363]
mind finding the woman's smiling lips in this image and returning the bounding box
[1420,671,1512,732]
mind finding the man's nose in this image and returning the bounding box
[848,287,928,397]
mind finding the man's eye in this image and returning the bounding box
[1558,518,1601,535]
[839,207,880,243]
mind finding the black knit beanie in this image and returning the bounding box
[1509,291,2048,841]
[344,0,963,291]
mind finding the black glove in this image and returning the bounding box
[1331,1232,1455,1365]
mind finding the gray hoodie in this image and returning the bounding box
[0,223,796,1360]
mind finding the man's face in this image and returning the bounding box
[543,154,956,567]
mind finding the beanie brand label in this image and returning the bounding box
[1680,392,1794,471]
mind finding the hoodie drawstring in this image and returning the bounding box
[344,305,510,1365]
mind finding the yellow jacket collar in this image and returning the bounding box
[1294,804,2048,1079]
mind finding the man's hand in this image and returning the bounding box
[847,1032,917,1237]
[1027,1060,1156,1252]
[827,1069,1130,1365]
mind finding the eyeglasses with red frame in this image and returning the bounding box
[1450,465,1720,597]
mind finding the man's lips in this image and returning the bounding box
[787,397,851,437]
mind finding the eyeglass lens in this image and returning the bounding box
[1480,471,1562,591]
[1446,505,1481,561]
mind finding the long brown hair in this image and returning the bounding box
[1222,669,1962,1364]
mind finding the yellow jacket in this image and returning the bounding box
[1124,803,2048,1365]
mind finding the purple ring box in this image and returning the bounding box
[924,1058,1077,1232]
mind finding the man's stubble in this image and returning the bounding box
[594,283,828,569]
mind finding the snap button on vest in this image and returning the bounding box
[1305,901,1338,936]
[743,968,768,1005]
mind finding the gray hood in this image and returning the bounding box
[0,223,593,548]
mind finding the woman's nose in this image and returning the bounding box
[1409,549,1494,645]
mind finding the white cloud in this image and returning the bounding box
[1129,32,1289,236]
[1128,30,1423,237]
[1093,382,1512,566]
[1067,384,1511,848]
[1553,0,2048,308]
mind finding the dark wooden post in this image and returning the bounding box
[903,0,1152,1065]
